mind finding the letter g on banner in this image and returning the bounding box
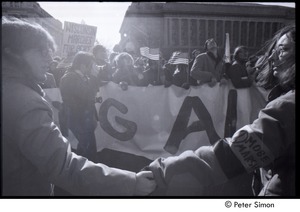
[99,98,137,141]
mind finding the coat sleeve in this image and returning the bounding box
[146,146,229,190]
[14,97,136,196]
[225,90,295,174]
[147,91,295,190]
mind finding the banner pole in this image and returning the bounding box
[157,52,161,84]
[225,33,231,63]
[187,51,191,84]
[187,61,190,84]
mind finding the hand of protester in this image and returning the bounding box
[197,80,204,86]
[208,77,217,87]
[119,81,128,90]
[181,83,190,90]
[134,171,156,196]
[219,78,227,86]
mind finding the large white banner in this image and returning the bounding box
[44,82,267,161]
[94,82,267,160]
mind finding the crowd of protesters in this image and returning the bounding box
[35,33,282,92]
[2,15,295,196]
[144,24,295,196]
[41,41,273,92]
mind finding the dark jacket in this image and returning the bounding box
[172,65,198,87]
[60,70,99,132]
[227,61,252,88]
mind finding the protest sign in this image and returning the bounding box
[62,21,97,58]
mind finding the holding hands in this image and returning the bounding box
[134,170,156,196]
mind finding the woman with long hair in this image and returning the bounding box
[146,25,295,196]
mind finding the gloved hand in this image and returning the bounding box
[219,78,228,86]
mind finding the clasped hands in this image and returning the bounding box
[134,170,157,196]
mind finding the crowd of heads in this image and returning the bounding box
[57,26,294,91]
[2,16,295,92]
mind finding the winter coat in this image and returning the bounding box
[2,61,136,196]
[227,61,252,88]
[147,88,295,196]
[59,70,98,133]
[190,52,225,83]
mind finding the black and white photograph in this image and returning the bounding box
[1,1,297,208]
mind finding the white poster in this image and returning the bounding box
[62,21,97,58]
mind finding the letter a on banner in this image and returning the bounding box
[224,89,238,137]
[164,96,220,154]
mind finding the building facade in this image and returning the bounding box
[119,2,295,59]
[2,2,63,56]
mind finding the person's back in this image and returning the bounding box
[60,70,96,126]
[59,52,99,161]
